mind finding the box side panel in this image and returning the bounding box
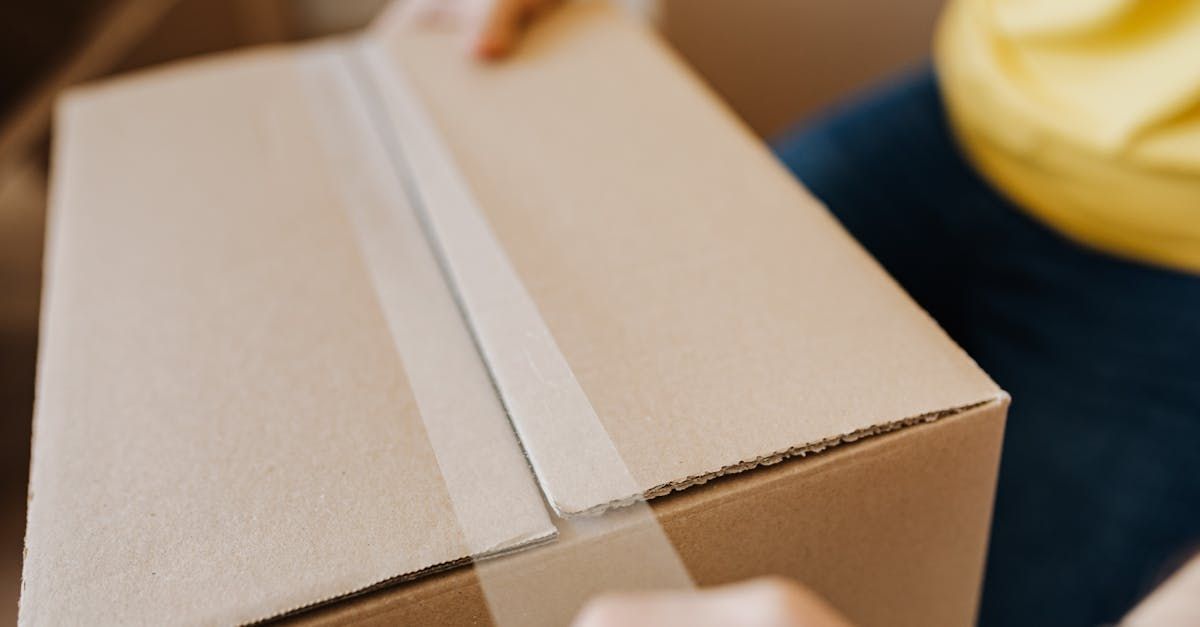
[291,399,1006,627]
[658,398,1007,627]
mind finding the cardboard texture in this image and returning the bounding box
[21,45,553,626]
[21,2,1009,625]
[370,3,1001,515]
[293,400,1007,627]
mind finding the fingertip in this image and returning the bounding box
[471,0,528,61]
[572,594,647,627]
[473,37,509,60]
[473,22,519,60]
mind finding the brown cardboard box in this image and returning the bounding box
[19,2,1006,625]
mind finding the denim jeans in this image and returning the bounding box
[773,68,1200,627]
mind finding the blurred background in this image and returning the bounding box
[0,0,939,622]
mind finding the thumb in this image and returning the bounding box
[475,0,564,59]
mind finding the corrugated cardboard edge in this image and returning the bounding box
[260,394,1010,624]
[567,392,1012,517]
[286,395,1010,626]
[252,395,1008,624]
[250,533,557,626]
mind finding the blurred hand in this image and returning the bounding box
[572,577,855,627]
[1122,553,1200,626]
[403,0,563,59]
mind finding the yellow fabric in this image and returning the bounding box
[935,0,1200,273]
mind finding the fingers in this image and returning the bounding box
[1122,554,1200,626]
[474,0,564,60]
[473,0,531,59]
[572,578,855,627]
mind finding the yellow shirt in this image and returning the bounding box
[935,0,1200,273]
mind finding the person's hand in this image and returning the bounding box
[572,577,855,627]
[402,0,563,59]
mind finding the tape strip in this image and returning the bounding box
[354,36,646,517]
[475,501,695,626]
[298,36,693,626]
[297,44,556,559]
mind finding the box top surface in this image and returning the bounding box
[20,42,558,626]
[372,2,1001,514]
[21,2,1002,624]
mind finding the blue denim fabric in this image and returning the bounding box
[773,68,1200,627]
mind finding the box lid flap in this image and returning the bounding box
[370,2,1003,516]
[20,46,553,626]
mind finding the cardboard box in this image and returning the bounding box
[19,2,1007,625]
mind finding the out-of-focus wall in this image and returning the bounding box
[662,0,943,137]
[289,0,390,37]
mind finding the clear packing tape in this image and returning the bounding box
[298,38,694,626]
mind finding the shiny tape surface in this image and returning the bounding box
[298,38,693,626]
